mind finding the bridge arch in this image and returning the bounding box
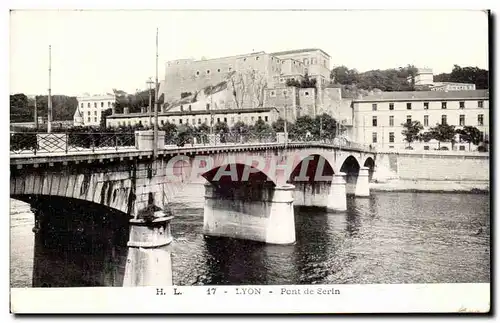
[287,153,335,184]
[363,157,375,182]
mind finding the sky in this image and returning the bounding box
[9,9,489,96]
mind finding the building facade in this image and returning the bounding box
[163,48,331,104]
[74,94,116,127]
[352,90,489,151]
[430,82,476,92]
[106,107,278,130]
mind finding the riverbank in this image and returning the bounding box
[370,179,489,194]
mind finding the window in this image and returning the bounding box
[442,102,447,109]
[459,146,466,151]
[138,120,142,126]
[478,114,484,126]
[88,103,90,108]
[87,111,90,116]
[258,116,262,121]
[441,115,447,125]
[372,116,377,127]
[389,146,394,149]
[94,102,97,108]
[283,90,287,96]
[206,103,210,110]
[224,117,227,123]
[256,56,259,60]
[198,118,201,124]
[179,119,183,124]
[251,116,255,122]
[228,67,232,72]
[459,115,465,126]
[389,116,394,127]
[196,71,200,75]
[424,102,429,110]
[188,105,192,111]
[459,101,465,109]
[305,92,309,96]
[372,132,377,143]
[389,132,395,143]
[81,103,84,108]
[206,70,210,74]
[406,115,412,124]
[87,117,90,122]
[424,146,430,150]
[389,103,394,110]
[424,115,429,127]
[108,102,111,107]
[478,100,484,108]
[217,69,220,72]
[204,118,208,124]
[270,91,276,97]
[94,111,97,116]
[406,103,412,110]
[101,102,104,107]
[265,116,268,122]
[372,104,377,111]
[161,120,165,125]
[94,117,97,122]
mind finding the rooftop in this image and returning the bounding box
[271,48,331,58]
[353,90,489,102]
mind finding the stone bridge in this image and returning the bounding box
[10,140,377,286]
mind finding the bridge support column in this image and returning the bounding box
[355,167,370,197]
[203,183,296,245]
[327,172,347,212]
[123,213,174,286]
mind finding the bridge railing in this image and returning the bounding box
[10,132,136,155]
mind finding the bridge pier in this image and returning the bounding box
[123,213,174,286]
[203,183,296,245]
[327,172,347,212]
[355,167,370,197]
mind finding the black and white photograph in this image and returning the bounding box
[8,8,491,314]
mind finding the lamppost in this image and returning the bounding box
[47,45,52,133]
[146,77,154,127]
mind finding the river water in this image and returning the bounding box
[10,185,490,287]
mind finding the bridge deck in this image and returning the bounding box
[10,142,373,166]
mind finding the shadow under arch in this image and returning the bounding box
[363,157,375,182]
[11,195,131,287]
[339,155,361,195]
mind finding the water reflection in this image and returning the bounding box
[10,190,491,287]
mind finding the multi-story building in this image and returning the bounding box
[410,68,476,92]
[352,90,489,151]
[163,48,331,104]
[74,94,116,127]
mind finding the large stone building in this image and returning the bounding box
[163,48,331,104]
[411,68,476,91]
[351,90,489,151]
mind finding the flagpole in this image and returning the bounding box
[153,28,159,157]
[47,45,52,133]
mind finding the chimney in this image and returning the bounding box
[124,107,129,114]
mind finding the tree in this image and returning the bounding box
[271,117,286,133]
[428,123,456,149]
[456,126,483,151]
[314,113,338,140]
[100,108,113,129]
[434,65,489,89]
[160,121,177,144]
[289,115,316,140]
[231,121,250,135]
[401,120,423,148]
[180,92,192,99]
[300,73,317,88]
[253,118,273,134]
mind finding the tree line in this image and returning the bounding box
[401,121,487,151]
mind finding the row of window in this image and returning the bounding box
[86,111,98,116]
[372,131,486,144]
[85,117,98,123]
[116,115,269,127]
[80,101,113,109]
[371,100,485,111]
[269,90,310,97]
[371,114,485,127]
